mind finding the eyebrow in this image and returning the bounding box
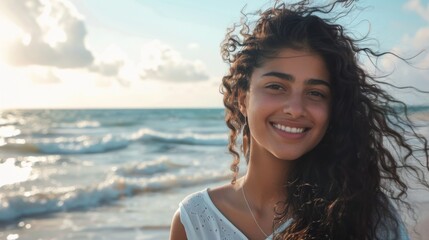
[262,71,331,88]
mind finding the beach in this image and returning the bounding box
[1,108,428,239]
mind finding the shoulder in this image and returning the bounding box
[180,184,237,211]
[178,189,214,232]
[170,189,208,240]
[179,188,208,210]
[170,209,187,240]
[207,183,236,206]
[177,185,244,239]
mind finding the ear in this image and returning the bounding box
[238,90,247,117]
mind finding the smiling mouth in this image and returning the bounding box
[272,123,309,134]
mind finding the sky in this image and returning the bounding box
[0,0,428,109]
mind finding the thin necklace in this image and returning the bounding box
[241,185,269,238]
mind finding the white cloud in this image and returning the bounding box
[0,0,211,88]
[139,41,209,82]
[404,0,429,22]
[29,67,61,84]
[376,29,429,104]
[367,1,429,105]
[90,45,126,77]
[89,45,144,87]
[0,0,93,68]
[89,41,210,86]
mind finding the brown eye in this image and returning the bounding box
[309,91,324,97]
[307,90,327,99]
[265,84,284,91]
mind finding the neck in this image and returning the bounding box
[241,147,294,211]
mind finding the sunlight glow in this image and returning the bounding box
[0,18,24,43]
[0,158,32,188]
[0,126,21,138]
[22,33,32,46]
[37,0,67,48]
[0,18,28,60]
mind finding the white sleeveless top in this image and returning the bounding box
[178,188,291,240]
[178,188,410,240]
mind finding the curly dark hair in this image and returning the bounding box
[220,0,429,239]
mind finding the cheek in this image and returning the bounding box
[312,104,330,129]
[248,93,278,114]
[253,92,284,106]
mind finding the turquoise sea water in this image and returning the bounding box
[0,107,429,239]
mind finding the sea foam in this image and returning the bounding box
[130,128,228,146]
[0,128,227,155]
[0,169,230,222]
[114,157,185,176]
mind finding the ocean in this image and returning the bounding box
[1,108,429,240]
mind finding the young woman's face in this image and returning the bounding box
[241,48,331,161]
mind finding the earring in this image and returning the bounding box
[243,116,248,128]
[243,116,250,162]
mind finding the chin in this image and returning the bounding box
[271,146,319,161]
[273,152,305,161]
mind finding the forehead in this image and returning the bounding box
[254,48,330,82]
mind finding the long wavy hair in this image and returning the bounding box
[220,0,429,239]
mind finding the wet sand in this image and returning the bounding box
[409,202,429,240]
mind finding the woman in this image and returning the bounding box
[170,0,429,239]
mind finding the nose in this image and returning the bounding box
[283,94,304,118]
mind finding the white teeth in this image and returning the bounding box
[274,124,305,133]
